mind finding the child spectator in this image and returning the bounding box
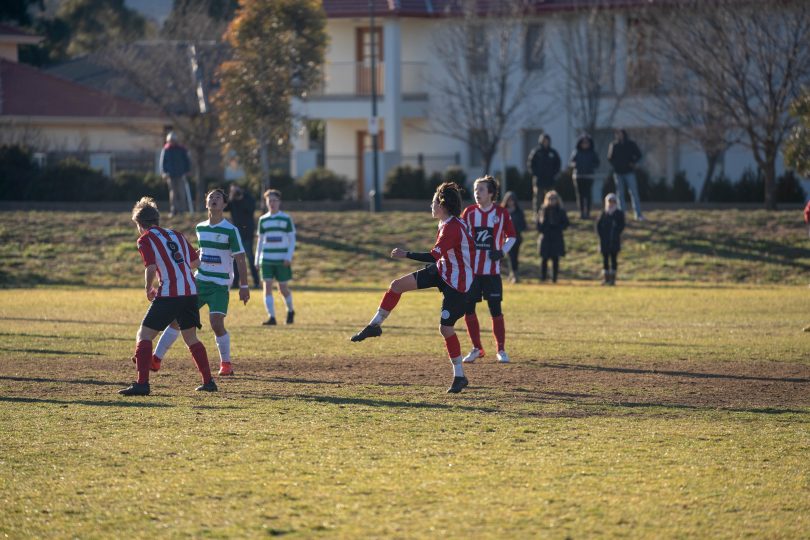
[256,189,296,325]
[569,133,600,219]
[537,190,569,283]
[120,197,217,396]
[350,182,476,394]
[596,193,625,286]
[502,191,527,283]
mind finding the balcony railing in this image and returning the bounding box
[310,62,427,97]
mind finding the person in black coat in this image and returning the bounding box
[607,129,644,220]
[536,190,569,283]
[596,193,625,286]
[226,184,261,288]
[569,133,600,219]
[501,191,527,283]
[527,134,561,214]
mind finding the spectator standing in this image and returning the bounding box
[537,190,569,283]
[527,134,561,214]
[227,184,261,289]
[596,193,626,286]
[569,134,600,219]
[607,129,644,220]
[159,132,192,216]
[501,191,527,283]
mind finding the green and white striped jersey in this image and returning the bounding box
[256,211,296,265]
[195,218,245,286]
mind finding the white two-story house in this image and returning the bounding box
[292,0,790,201]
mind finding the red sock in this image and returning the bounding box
[134,340,152,384]
[444,333,461,359]
[465,313,483,350]
[492,315,506,351]
[188,342,212,383]
[379,289,401,312]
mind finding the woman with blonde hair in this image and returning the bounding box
[536,190,569,283]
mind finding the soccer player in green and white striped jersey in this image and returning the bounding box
[256,189,296,325]
[153,188,251,376]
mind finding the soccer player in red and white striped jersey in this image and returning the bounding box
[118,197,217,396]
[350,183,476,394]
[460,176,517,364]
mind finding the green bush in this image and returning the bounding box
[112,171,168,201]
[776,170,806,203]
[734,168,764,203]
[384,165,426,199]
[31,158,110,201]
[705,175,736,202]
[444,166,467,189]
[296,167,348,201]
[670,172,696,202]
[555,169,576,203]
[497,167,532,201]
[426,171,444,194]
[0,144,39,200]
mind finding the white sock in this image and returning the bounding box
[284,294,294,313]
[154,326,180,360]
[215,332,231,363]
[264,295,275,317]
[451,357,465,377]
[369,308,390,326]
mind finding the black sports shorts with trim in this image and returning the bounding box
[467,274,503,303]
[142,295,202,331]
[413,264,467,326]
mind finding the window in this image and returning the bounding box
[626,17,661,93]
[89,153,112,176]
[467,28,488,74]
[524,23,544,71]
[469,129,487,167]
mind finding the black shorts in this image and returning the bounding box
[468,274,503,303]
[142,295,201,331]
[413,265,468,326]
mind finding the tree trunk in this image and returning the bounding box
[698,150,722,203]
[763,160,777,211]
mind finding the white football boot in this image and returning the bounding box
[462,348,484,363]
[496,350,510,363]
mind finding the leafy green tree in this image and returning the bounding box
[216,0,327,191]
[785,89,810,177]
[0,0,43,26]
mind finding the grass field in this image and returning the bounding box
[1,284,808,538]
[1,208,809,287]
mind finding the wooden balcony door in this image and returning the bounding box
[357,130,385,200]
[356,27,383,95]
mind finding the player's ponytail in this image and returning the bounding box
[435,182,463,217]
[132,197,160,227]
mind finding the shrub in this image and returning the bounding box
[776,170,806,203]
[426,171,444,194]
[670,172,696,202]
[601,173,617,200]
[112,171,168,201]
[555,169,576,202]
[734,168,764,203]
[444,166,467,188]
[705,175,736,202]
[31,158,110,201]
[296,167,348,201]
[647,177,670,202]
[384,165,426,199]
[0,144,38,200]
[499,167,532,201]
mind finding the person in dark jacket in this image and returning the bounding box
[536,190,569,283]
[569,134,600,219]
[607,129,644,220]
[226,183,261,289]
[527,134,561,214]
[501,191,527,283]
[159,131,192,215]
[596,193,625,286]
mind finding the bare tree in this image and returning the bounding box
[429,0,549,175]
[102,10,230,210]
[553,5,624,138]
[650,1,810,209]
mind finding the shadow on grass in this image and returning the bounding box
[0,375,120,386]
[0,316,130,326]
[0,331,130,342]
[298,233,389,260]
[0,346,102,356]
[615,401,809,415]
[0,396,172,408]
[536,362,810,383]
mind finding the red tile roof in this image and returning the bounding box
[0,59,162,119]
[322,0,690,18]
[0,23,41,43]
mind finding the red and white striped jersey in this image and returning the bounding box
[461,204,516,275]
[430,216,475,293]
[137,226,199,297]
